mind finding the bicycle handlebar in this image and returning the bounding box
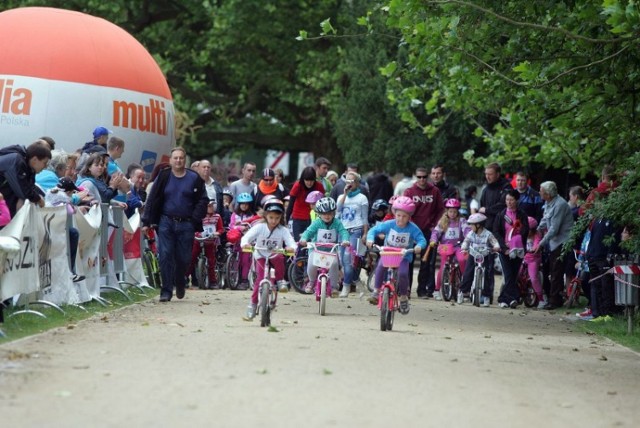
[242,246,294,256]
[305,242,341,253]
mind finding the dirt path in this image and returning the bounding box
[1,283,639,428]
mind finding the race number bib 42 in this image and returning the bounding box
[387,229,410,247]
[316,229,337,243]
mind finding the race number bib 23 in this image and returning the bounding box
[316,229,337,243]
[387,229,410,248]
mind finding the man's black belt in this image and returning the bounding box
[165,215,190,222]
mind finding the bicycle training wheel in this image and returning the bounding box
[442,267,453,301]
[224,251,240,289]
[195,258,208,289]
[380,288,390,331]
[319,276,327,316]
[260,283,271,327]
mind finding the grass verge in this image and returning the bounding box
[572,309,640,352]
[0,288,159,344]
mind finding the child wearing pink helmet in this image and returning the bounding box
[366,196,427,314]
[429,198,470,300]
[523,216,545,308]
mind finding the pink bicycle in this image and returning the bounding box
[375,245,414,331]
[306,242,342,315]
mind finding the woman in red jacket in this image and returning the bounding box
[286,166,325,240]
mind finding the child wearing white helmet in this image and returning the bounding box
[458,213,501,306]
[241,199,296,320]
[366,196,427,314]
[299,197,351,296]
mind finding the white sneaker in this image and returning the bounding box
[433,291,442,301]
[457,291,464,304]
[339,286,350,298]
[481,297,490,307]
[498,302,509,309]
[243,304,257,321]
[537,297,548,310]
[277,281,289,293]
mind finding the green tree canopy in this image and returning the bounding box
[382,0,640,178]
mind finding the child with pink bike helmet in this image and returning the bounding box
[429,198,469,300]
[366,195,427,315]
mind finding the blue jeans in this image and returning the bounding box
[340,228,363,286]
[158,215,195,298]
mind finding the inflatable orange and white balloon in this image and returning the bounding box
[0,7,174,174]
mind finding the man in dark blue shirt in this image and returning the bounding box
[141,147,208,302]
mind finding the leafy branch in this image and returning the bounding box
[426,0,640,44]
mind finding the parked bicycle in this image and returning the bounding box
[141,234,161,289]
[288,247,310,294]
[305,242,342,315]
[373,245,414,332]
[243,246,293,327]
[565,250,585,308]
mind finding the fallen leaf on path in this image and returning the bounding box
[323,369,332,375]
[268,326,279,333]
[444,336,452,340]
[201,301,211,305]
[67,324,77,330]
[257,369,268,375]
[450,358,458,362]
[72,365,90,370]
[542,347,551,350]
[599,355,608,361]
[607,391,617,395]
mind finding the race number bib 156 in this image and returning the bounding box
[316,229,337,243]
[387,229,410,247]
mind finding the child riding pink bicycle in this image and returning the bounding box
[366,196,427,314]
[429,198,469,300]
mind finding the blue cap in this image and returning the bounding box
[93,126,112,139]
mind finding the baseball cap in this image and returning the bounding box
[88,145,108,155]
[57,177,80,192]
[92,126,112,139]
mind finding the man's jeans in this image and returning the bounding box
[158,215,195,298]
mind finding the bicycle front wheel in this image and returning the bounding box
[225,252,240,289]
[564,277,580,308]
[380,288,390,331]
[195,258,208,289]
[319,276,327,316]
[260,282,271,327]
[442,266,452,301]
[472,268,482,307]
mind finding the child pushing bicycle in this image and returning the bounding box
[241,199,296,321]
[366,196,426,314]
[458,213,501,306]
[299,197,350,297]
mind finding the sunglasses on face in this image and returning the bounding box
[416,175,428,179]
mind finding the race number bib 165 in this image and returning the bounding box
[387,229,410,247]
[256,238,280,250]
